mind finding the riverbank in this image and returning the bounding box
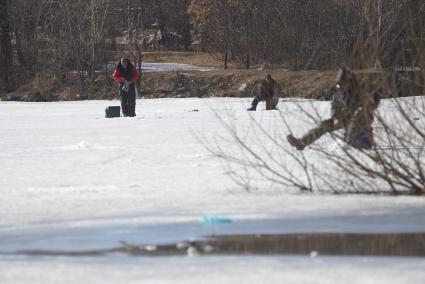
[2,52,416,102]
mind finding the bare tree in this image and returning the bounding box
[188,0,423,70]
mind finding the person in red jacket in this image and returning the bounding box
[112,57,139,117]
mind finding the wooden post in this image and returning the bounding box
[224,52,228,69]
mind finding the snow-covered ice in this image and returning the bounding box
[2,256,425,284]
[0,97,424,283]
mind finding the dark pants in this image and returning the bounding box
[250,94,278,110]
[344,108,374,149]
[120,84,136,117]
[296,119,340,147]
[300,110,374,149]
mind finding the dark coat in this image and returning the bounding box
[261,78,279,99]
[330,88,381,149]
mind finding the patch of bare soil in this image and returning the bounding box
[139,69,392,100]
[138,69,335,99]
[6,233,425,257]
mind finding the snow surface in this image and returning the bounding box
[0,97,424,283]
[1,256,425,284]
[141,62,217,72]
[103,62,217,72]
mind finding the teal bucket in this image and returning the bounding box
[105,106,121,118]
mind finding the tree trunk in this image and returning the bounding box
[135,8,143,90]
[0,0,13,91]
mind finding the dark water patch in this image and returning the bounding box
[205,233,425,257]
[3,232,425,258]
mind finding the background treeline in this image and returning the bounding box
[0,0,424,92]
[189,0,424,70]
[0,0,191,92]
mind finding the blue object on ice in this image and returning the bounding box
[202,215,232,224]
[350,131,372,150]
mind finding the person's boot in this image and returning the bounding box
[287,134,306,151]
[247,97,259,111]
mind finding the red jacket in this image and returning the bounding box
[112,64,139,84]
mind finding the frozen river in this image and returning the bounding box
[0,97,424,283]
